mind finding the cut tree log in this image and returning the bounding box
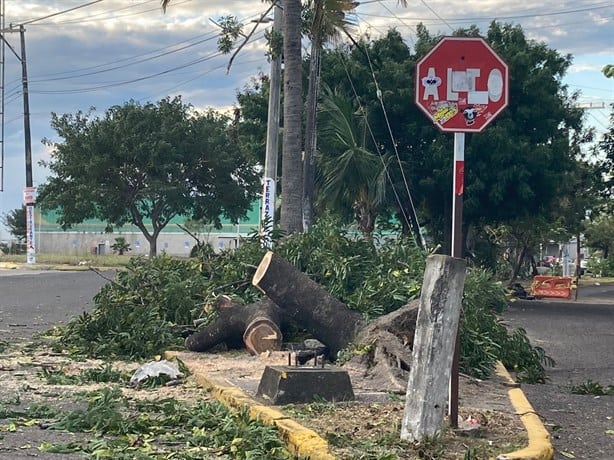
[186,251,429,393]
[185,296,284,355]
[252,251,422,392]
[252,251,366,358]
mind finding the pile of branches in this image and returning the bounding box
[57,218,553,383]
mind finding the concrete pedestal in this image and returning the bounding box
[256,365,354,405]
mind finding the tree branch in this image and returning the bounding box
[226,1,277,74]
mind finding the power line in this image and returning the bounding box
[361,0,613,23]
[28,33,221,83]
[17,0,106,26]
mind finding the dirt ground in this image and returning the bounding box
[170,349,528,459]
[0,341,528,459]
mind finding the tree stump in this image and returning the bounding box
[185,296,284,355]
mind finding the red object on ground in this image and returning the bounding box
[531,276,573,299]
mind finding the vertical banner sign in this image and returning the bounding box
[23,187,37,264]
[415,36,509,427]
[261,177,276,248]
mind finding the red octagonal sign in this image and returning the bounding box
[415,37,509,133]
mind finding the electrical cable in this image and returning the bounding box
[360,32,425,246]
[18,0,107,26]
[360,0,612,23]
[336,45,424,246]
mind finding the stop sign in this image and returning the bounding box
[415,37,509,132]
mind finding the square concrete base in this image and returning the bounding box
[256,365,355,405]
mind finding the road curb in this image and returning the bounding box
[165,350,335,459]
[166,351,555,460]
[495,362,554,460]
[0,262,18,269]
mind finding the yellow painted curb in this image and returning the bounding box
[0,262,18,269]
[165,351,336,459]
[495,363,554,460]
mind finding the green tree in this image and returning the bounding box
[594,104,614,213]
[302,0,358,230]
[38,97,259,257]
[317,23,591,257]
[584,215,614,259]
[317,86,390,237]
[317,28,425,243]
[1,205,27,242]
[111,237,132,256]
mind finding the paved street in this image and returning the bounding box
[504,284,614,460]
[0,269,113,341]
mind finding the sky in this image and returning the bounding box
[0,0,612,240]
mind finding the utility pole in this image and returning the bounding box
[19,25,36,264]
[261,0,282,248]
[0,23,35,262]
[0,0,5,192]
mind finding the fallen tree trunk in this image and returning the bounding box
[252,251,421,391]
[252,251,366,358]
[188,252,454,394]
[185,296,284,355]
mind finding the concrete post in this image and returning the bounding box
[401,254,467,441]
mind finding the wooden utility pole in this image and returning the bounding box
[260,1,282,248]
[19,25,35,264]
[19,26,32,191]
[0,0,5,191]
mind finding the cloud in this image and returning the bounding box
[1,0,612,238]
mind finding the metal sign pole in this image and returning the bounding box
[449,132,465,427]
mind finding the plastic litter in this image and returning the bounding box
[129,360,183,385]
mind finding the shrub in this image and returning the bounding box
[57,218,552,382]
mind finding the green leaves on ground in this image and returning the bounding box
[57,217,551,381]
[570,380,614,396]
[40,387,291,459]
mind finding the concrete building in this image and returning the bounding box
[34,205,261,257]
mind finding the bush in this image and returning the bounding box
[589,257,614,277]
[58,218,552,382]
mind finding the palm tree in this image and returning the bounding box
[317,86,389,238]
[303,0,357,231]
[279,0,304,234]
[160,1,407,236]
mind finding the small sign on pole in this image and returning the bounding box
[23,186,37,205]
[23,187,37,265]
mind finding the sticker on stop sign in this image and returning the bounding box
[415,37,509,133]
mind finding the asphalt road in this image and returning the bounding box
[504,283,614,460]
[0,269,114,342]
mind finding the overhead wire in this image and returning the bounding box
[361,0,613,23]
[3,0,270,95]
[337,50,415,237]
[28,32,221,83]
[32,0,161,25]
[29,29,267,95]
[361,34,425,245]
[17,0,107,26]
